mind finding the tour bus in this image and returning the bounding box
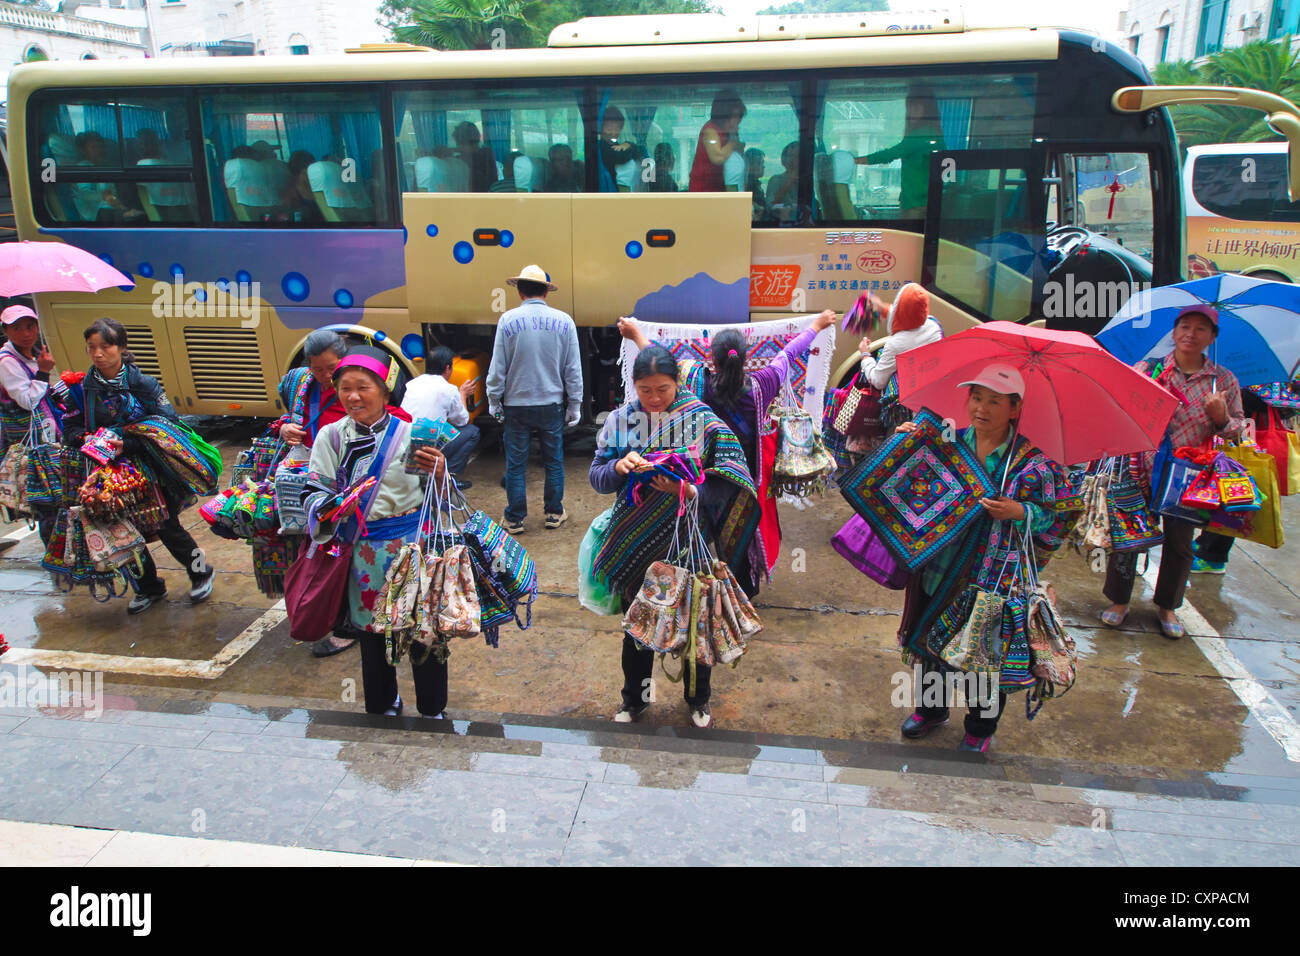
[6,9,1298,418]
[1185,141,1300,282]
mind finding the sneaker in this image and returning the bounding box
[502,516,525,535]
[958,733,992,753]
[127,588,166,615]
[189,571,215,604]
[613,702,648,723]
[689,705,713,729]
[383,695,403,718]
[1190,557,1226,575]
[901,711,949,739]
[544,510,568,530]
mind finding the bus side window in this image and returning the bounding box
[394,88,586,195]
[201,88,387,225]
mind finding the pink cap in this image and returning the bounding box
[958,362,1026,397]
[1,305,37,325]
[1175,304,1219,330]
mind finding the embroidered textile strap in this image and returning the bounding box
[0,352,59,439]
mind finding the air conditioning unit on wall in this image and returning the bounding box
[1239,11,1263,30]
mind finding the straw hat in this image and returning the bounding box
[506,264,557,291]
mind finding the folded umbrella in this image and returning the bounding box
[896,321,1180,465]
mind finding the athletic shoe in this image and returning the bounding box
[383,695,403,718]
[127,588,166,615]
[614,703,648,723]
[189,571,215,604]
[545,510,568,530]
[502,516,525,535]
[958,733,992,753]
[1190,557,1226,575]
[690,705,713,729]
[901,711,949,739]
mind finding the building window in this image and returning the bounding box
[1197,0,1230,56]
[1157,25,1171,61]
[1271,0,1300,39]
[1129,35,1140,55]
[82,53,99,60]
[291,45,309,55]
[24,45,48,63]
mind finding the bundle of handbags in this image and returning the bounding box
[1069,456,1163,555]
[925,529,1076,717]
[826,371,885,454]
[371,471,537,665]
[622,494,762,696]
[768,380,835,499]
[230,435,287,486]
[200,479,279,540]
[42,504,146,601]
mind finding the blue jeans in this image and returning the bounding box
[503,403,564,522]
[442,422,479,478]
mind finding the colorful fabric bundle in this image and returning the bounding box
[621,447,705,508]
[462,509,538,629]
[79,459,153,519]
[1206,443,1284,549]
[42,505,139,601]
[1249,380,1300,411]
[24,441,63,508]
[839,407,997,572]
[123,415,221,498]
[769,380,836,499]
[274,463,311,535]
[78,508,146,573]
[251,535,294,598]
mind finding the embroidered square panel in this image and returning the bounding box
[839,408,996,571]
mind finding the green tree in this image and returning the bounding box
[1154,37,1300,152]
[759,0,888,14]
[378,0,542,50]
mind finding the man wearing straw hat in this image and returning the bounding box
[486,264,583,535]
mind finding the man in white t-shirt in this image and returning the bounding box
[400,346,480,486]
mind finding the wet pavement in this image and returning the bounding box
[1,422,1298,864]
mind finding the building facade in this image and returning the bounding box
[145,0,387,57]
[1121,0,1300,68]
[1,0,149,68]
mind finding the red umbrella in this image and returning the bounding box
[0,240,134,296]
[896,321,1179,465]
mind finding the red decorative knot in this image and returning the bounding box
[1106,176,1125,220]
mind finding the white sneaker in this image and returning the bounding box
[690,706,713,729]
[614,703,648,723]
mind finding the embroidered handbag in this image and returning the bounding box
[688,573,715,668]
[623,560,690,653]
[1180,466,1222,510]
[832,514,910,589]
[0,418,32,515]
[41,507,72,586]
[711,560,762,639]
[705,576,746,665]
[1254,407,1300,496]
[940,586,1006,673]
[462,509,538,627]
[1104,462,1163,552]
[371,541,423,638]
[770,381,835,498]
[1027,585,1076,698]
[1072,471,1112,553]
[435,544,482,639]
[78,508,146,573]
[832,373,884,441]
[274,463,311,534]
[251,535,294,598]
[24,442,63,508]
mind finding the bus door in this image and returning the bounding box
[921,148,1048,325]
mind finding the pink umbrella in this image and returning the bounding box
[0,240,134,296]
[896,321,1180,465]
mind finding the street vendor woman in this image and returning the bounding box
[1098,305,1247,640]
[300,353,449,718]
[894,363,1077,752]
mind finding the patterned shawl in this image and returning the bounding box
[593,391,757,602]
[898,432,1081,689]
[277,368,342,445]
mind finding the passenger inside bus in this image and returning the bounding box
[766,141,799,222]
[136,131,195,223]
[284,150,323,221]
[452,121,499,192]
[75,133,142,223]
[854,87,945,219]
[307,155,372,221]
[745,147,771,221]
[597,106,645,193]
[648,143,678,193]
[415,146,470,193]
[689,89,746,192]
[540,143,583,192]
[816,150,858,221]
[224,144,276,222]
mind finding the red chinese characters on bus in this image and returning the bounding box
[750,264,802,307]
[856,250,897,274]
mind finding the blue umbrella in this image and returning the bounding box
[1095,273,1300,387]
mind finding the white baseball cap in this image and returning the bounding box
[1,305,37,325]
[958,362,1026,397]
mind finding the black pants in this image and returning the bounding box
[914,655,1007,739]
[1104,515,1197,611]
[134,502,210,595]
[1195,531,1235,564]
[358,635,448,716]
[621,634,711,710]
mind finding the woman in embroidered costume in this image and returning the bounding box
[61,318,216,615]
[1099,306,1247,640]
[616,308,837,595]
[276,330,348,464]
[895,364,1077,753]
[590,346,758,730]
[300,353,447,718]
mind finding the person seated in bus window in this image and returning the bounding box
[597,106,646,193]
[489,152,530,193]
[766,142,799,222]
[745,147,773,221]
[307,155,372,221]
[224,144,276,221]
[252,140,292,200]
[689,90,746,192]
[854,88,944,220]
[541,143,583,192]
[452,121,498,192]
[723,149,745,192]
[511,155,536,192]
[282,150,322,222]
[648,143,678,193]
[825,150,858,221]
[74,132,142,223]
[136,134,194,223]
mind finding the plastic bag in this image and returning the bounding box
[578,507,621,615]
